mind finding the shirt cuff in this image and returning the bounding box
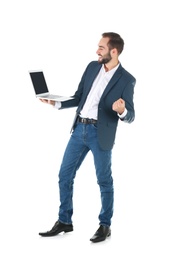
[118,108,127,118]
[54,101,62,109]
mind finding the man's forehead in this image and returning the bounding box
[98,37,109,47]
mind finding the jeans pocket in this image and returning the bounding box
[91,123,97,130]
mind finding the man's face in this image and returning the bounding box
[96,37,112,64]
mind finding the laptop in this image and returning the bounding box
[29,71,74,101]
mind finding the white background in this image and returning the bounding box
[0,0,172,259]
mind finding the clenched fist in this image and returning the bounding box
[112,98,125,115]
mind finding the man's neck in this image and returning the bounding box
[104,60,119,72]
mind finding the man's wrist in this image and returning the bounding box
[54,101,62,109]
[118,108,127,118]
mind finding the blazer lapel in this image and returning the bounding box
[100,65,123,100]
[85,64,102,96]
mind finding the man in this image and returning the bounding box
[39,32,136,242]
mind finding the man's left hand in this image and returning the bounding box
[112,98,125,115]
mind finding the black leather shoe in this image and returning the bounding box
[39,221,73,237]
[90,225,111,242]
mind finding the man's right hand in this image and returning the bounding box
[39,99,55,106]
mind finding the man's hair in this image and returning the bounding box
[102,32,124,55]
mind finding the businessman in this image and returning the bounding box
[39,32,136,242]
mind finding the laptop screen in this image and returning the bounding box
[30,71,49,95]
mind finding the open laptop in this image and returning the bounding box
[29,71,74,101]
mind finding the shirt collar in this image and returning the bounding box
[102,63,120,76]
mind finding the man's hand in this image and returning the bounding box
[112,98,125,115]
[39,99,55,106]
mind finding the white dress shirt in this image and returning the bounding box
[55,64,127,119]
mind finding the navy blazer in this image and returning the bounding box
[60,61,136,150]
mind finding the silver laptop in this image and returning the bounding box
[29,71,73,101]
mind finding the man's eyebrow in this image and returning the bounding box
[98,45,105,49]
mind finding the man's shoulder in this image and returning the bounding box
[119,64,136,82]
[86,60,101,68]
[84,60,101,73]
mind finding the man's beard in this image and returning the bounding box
[98,52,112,64]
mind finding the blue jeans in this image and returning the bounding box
[58,123,114,227]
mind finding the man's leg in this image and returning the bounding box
[58,124,90,224]
[39,124,89,237]
[87,124,114,227]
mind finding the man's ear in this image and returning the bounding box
[111,48,118,56]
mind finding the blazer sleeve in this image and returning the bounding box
[120,77,136,123]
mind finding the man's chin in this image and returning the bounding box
[98,58,109,64]
[98,58,104,64]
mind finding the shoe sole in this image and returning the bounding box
[39,227,73,237]
[64,228,73,233]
